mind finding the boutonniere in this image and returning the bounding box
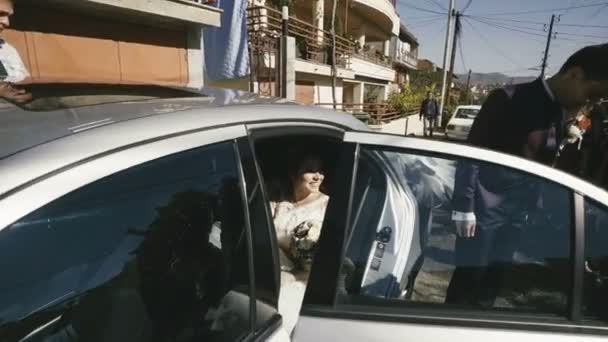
[561,111,592,151]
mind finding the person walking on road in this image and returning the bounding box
[419,91,440,137]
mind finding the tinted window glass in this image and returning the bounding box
[0,142,252,342]
[584,198,608,322]
[237,138,280,329]
[340,147,573,316]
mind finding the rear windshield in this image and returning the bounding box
[455,108,480,119]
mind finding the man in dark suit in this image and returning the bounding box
[445,43,608,306]
[420,91,440,137]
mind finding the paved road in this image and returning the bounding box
[378,115,446,139]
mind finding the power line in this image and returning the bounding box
[402,14,445,21]
[396,0,447,15]
[558,23,608,29]
[461,0,473,13]
[468,17,549,40]
[555,31,608,39]
[421,0,447,11]
[465,15,546,26]
[458,36,468,73]
[469,2,608,16]
[468,15,608,40]
[471,17,547,32]
[408,17,444,28]
[463,17,527,68]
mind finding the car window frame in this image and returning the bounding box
[0,125,247,230]
[301,131,608,336]
[0,124,291,341]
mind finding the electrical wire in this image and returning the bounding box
[421,0,447,11]
[469,2,608,17]
[464,15,546,26]
[463,17,527,68]
[407,17,444,28]
[468,17,548,40]
[461,0,473,13]
[396,0,447,15]
[468,16,608,42]
[555,31,608,39]
[458,37,468,73]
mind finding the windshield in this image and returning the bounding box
[455,108,480,119]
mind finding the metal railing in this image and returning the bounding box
[395,50,418,68]
[353,48,392,68]
[316,102,406,125]
[247,5,354,68]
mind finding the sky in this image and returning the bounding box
[396,0,608,77]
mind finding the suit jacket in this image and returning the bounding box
[452,78,564,217]
[420,99,439,118]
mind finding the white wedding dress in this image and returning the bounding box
[271,194,329,336]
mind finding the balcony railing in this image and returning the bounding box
[247,6,354,69]
[316,102,405,125]
[395,50,418,68]
[353,48,393,68]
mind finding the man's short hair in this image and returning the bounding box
[559,43,608,81]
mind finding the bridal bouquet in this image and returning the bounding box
[289,220,323,271]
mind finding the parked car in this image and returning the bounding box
[1,84,608,342]
[445,105,481,141]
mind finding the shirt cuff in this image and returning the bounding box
[452,211,476,221]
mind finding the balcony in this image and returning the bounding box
[354,46,392,68]
[351,0,400,35]
[395,49,418,70]
[247,5,354,70]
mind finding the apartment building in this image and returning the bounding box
[247,0,414,119]
[5,0,221,87]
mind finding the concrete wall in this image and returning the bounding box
[295,59,355,79]
[351,0,400,35]
[297,73,344,107]
[37,0,222,27]
[6,7,190,85]
[351,57,395,81]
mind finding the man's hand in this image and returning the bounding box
[0,83,32,103]
[455,220,476,238]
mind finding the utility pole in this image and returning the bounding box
[464,69,472,104]
[439,0,456,126]
[540,14,556,79]
[444,11,461,118]
[331,0,338,109]
[280,5,289,98]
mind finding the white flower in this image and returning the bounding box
[566,124,583,144]
[289,220,323,270]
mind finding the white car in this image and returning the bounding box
[445,105,481,141]
[1,84,608,342]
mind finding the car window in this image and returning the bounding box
[339,146,573,319]
[455,108,479,119]
[583,198,608,323]
[236,138,280,330]
[0,142,252,342]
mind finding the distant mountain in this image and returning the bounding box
[456,72,536,86]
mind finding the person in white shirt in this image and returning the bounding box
[0,0,31,103]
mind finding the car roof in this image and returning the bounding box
[0,84,301,159]
[0,84,366,197]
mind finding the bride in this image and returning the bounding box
[270,152,329,336]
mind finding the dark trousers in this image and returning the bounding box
[445,220,522,307]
